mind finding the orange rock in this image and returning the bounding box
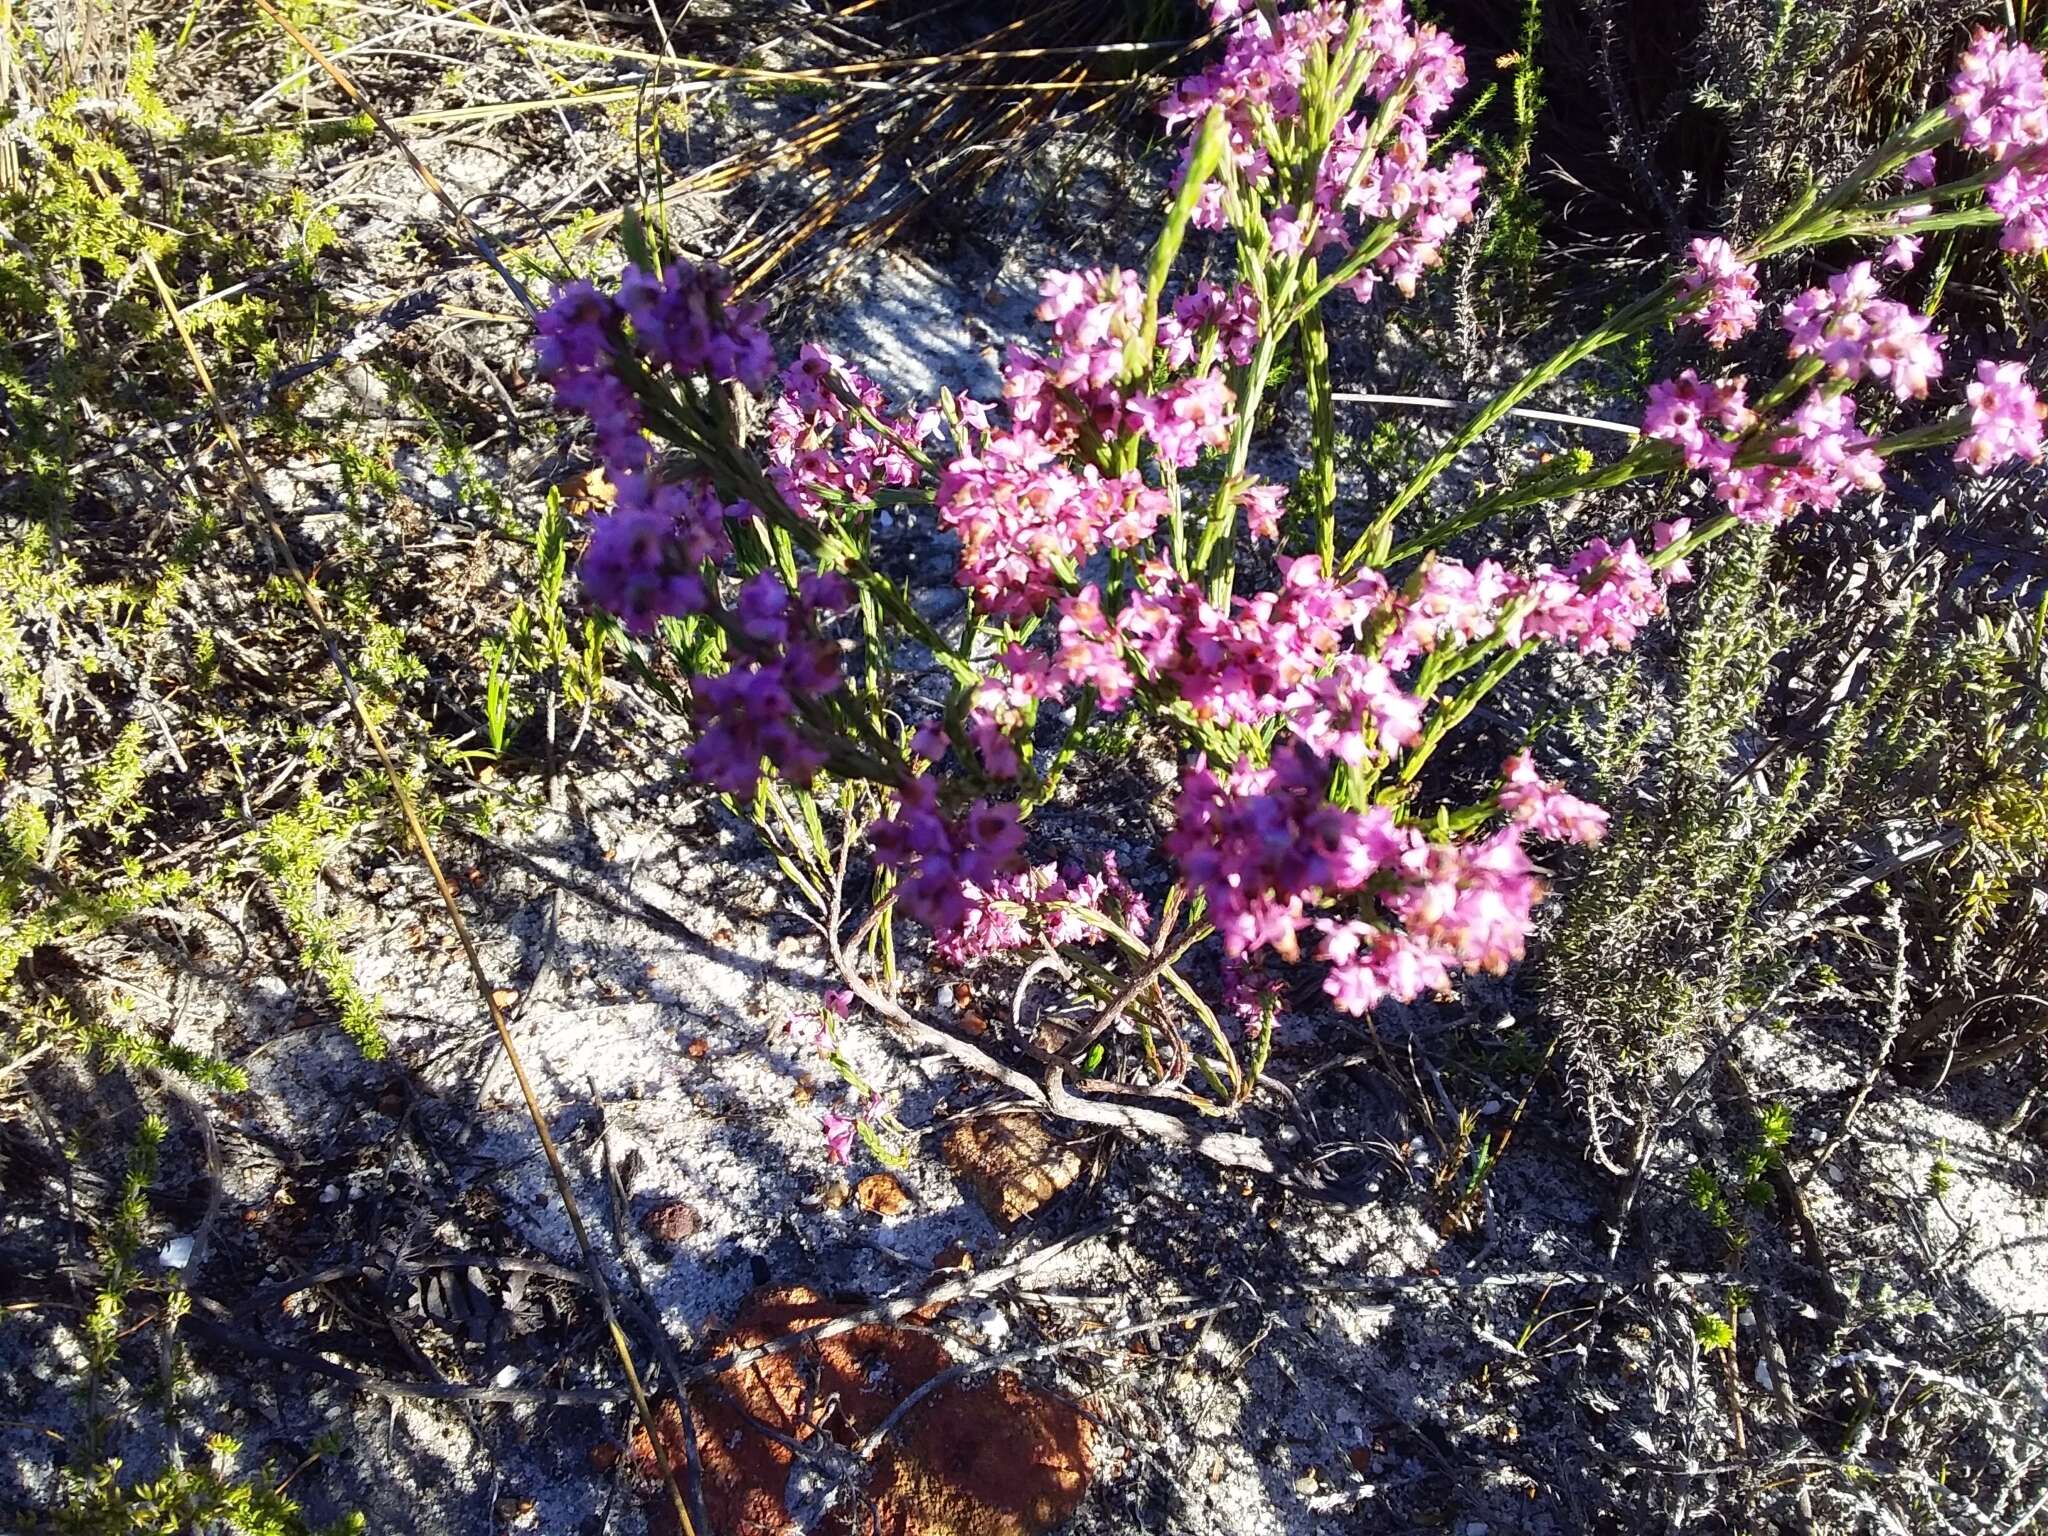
[627,1286,1092,1536]
[941,1115,1082,1229]
[855,1173,913,1218]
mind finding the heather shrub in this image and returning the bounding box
[533,2,2047,1163]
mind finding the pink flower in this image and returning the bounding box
[933,853,1150,966]
[1386,828,1544,977]
[1236,480,1288,540]
[1053,586,1138,710]
[1881,234,1921,271]
[1947,29,2048,165]
[1127,371,1237,468]
[824,989,855,1019]
[782,1010,831,1055]
[1781,263,1945,401]
[1987,163,2048,254]
[1498,752,1609,844]
[1642,371,1754,464]
[1287,653,1423,763]
[1167,749,1413,961]
[936,430,1165,619]
[819,1112,856,1165]
[1900,150,1937,188]
[1158,282,1261,369]
[1710,389,1881,528]
[1677,237,1762,347]
[1268,204,1310,256]
[1514,538,1669,655]
[1314,920,1452,1017]
[766,346,928,520]
[1653,519,1693,585]
[1957,359,2047,474]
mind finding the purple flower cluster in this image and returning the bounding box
[868,776,1028,936]
[536,261,784,638]
[686,572,853,796]
[615,261,774,391]
[579,479,744,634]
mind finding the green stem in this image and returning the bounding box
[1195,325,1286,597]
[1300,300,1338,571]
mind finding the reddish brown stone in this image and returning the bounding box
[941,1115,1082,1229]
[639,1199,701,1248]
[855,1173,913,1218]
[627,1286,1092,1536]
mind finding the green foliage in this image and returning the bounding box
[477,488,604,758]
[1693,1312,1736,1352]
[1473,0,1545,281]
[0,14,341,518]
[255,789,385,1058]
[1543,532,1926,1145]
[51,1120,363,1536]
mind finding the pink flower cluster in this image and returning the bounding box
[937,430,1166,619]
[1162,0,1483,302]
[1498,752,1609,844]
[1781,263,1944,401]
[1047,539,1678,756]
[1166,742,1599,1016]
[766,345,931,519]
[1322,829,1540,1009]
[1391,542,1681,660]
[1948,30,2048,254]
[1054,556,1386,730]
[1157,281,1261,369]
[1644,370,1884,529]
[1676,238,1761,348]
[1958,359,2047,474]
[932,853,1151,966]
[868,776,1027,936]
[685,572,853,796]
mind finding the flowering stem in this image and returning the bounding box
[1347,281,1688,574]
[1394,637,1539,789]
[1131,106,1230,386]
[1388,439,1678,562]
[1300,300,1339,571]
[1196,324,1287,596]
